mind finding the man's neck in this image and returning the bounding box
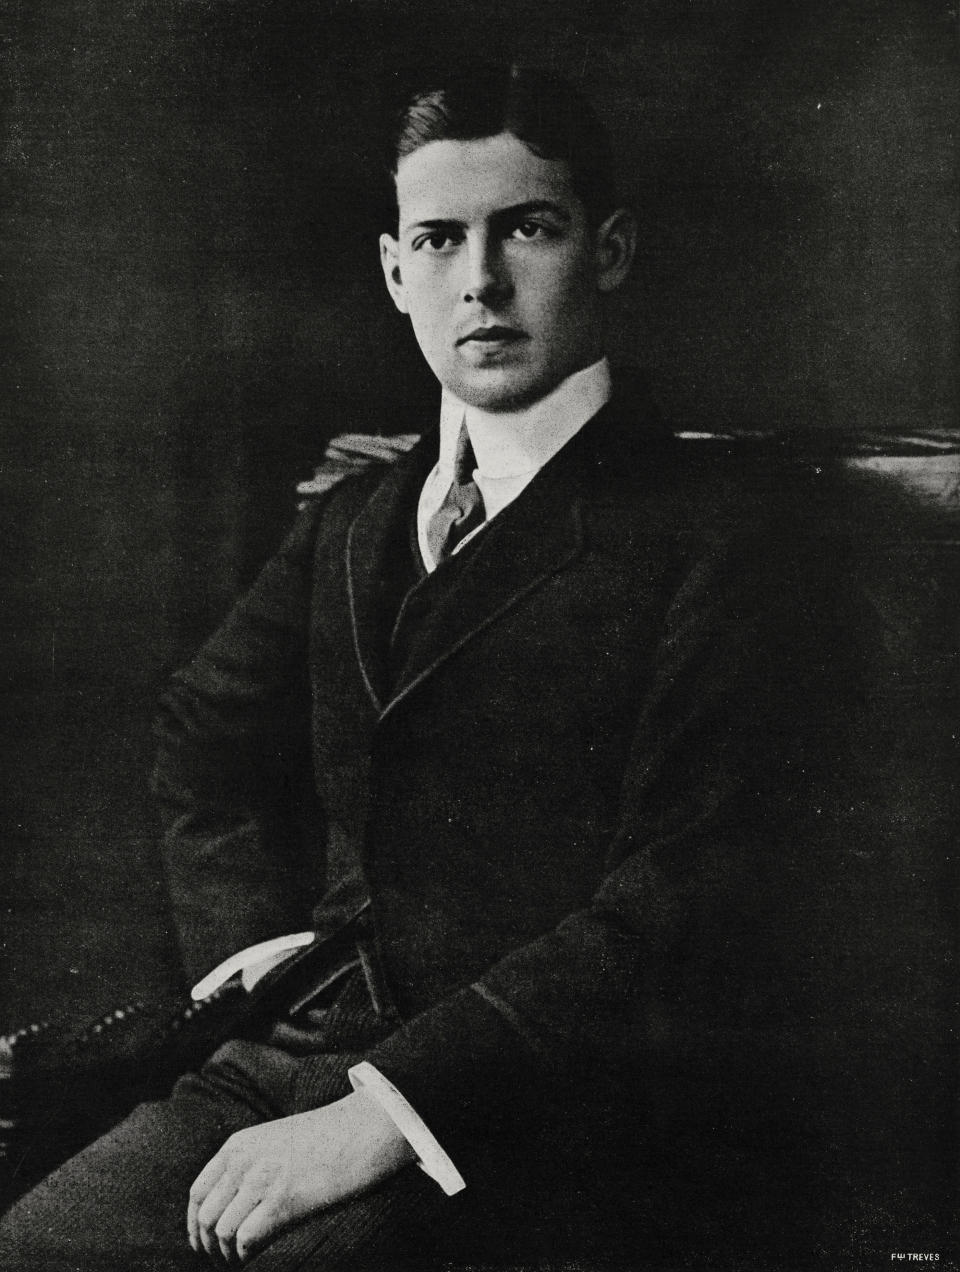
[438,358,612,482]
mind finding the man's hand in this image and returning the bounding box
[187,1090,416,1264]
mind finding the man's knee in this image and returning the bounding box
[0,1079,255,1270]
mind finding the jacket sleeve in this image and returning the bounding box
[152,502,325,987]
[358,500,853,1172]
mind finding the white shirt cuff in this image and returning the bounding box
[190,931,315,1000]
[347,1060,466,1196]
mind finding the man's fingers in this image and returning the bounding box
[183,1101,385,1264]
[197,1172,242,1260]
[191,1150,229,1203]
[234,1194,284,1264]
[188,1153,229,1252]
[214,1182,265,1264]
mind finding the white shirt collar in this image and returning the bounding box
[418,357,612,571]
[437,357,612,484]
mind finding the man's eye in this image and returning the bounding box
[414,231,459,252]
[512,221,548,240]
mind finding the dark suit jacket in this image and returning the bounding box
[152,382,952,1264]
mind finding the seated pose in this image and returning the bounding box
[0,62,928,1272]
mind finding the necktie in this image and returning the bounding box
[426,420,486,563]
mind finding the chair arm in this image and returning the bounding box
[0,980,247,1212]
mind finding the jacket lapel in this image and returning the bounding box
[344,433,437,713]
[378,392,644,721]
[344,382,664,723]
[381,475,586,721]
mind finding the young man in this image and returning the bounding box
[0,65,855,1270]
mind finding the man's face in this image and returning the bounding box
[380,132,627,412]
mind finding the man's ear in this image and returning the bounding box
[594,208,637,294]
[379,234,408,313]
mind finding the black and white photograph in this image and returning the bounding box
[1,2,957,1268]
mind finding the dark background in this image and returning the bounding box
[0,0,956,1036]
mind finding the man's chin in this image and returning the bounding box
[440,366,555,414]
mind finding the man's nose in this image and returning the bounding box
[461,237,512,306]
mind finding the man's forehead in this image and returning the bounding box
[395,132,578,231]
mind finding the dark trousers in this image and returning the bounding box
[0,972,449,1272]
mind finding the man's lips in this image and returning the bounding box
[456,326,525,346]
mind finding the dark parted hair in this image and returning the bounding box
[386,64,618,228]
